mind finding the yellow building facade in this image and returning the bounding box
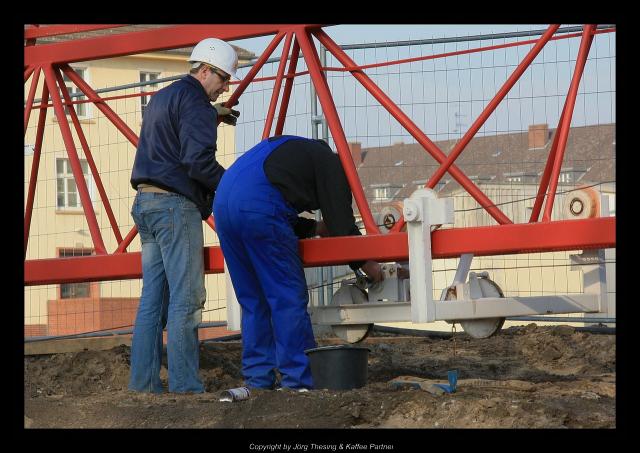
[24,50,248,336]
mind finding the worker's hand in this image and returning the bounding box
[214,102,240,126]
[315,220,329,237]
[360,260,384,284]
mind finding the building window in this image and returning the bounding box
[372,185,402,201]
[559,172,573,184]
[140,72,160,117]
[413,179,448,192]
[62,68,87,118]
[504,172,535,184]
[434,180,449,192]
[56,158,92,209]
[558,169,586,184]
[374,187,393,201]
[59,248,93,299]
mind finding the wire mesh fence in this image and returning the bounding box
[24,61,235,339]
[24,26,616,339]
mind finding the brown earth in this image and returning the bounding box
[24,324,615,429]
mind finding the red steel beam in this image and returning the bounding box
[25,216,615,286]
[205,216,216,231]
[24,24,129,39]
[114,226,138,254]
[223,31,285,111]
[297,27,380,234]
[542,25,596,221]
[27,252,150,285]
[53,66,124,246]
[262,31,293,139]
[25,24,323,66]
[24,81,50,258]
[24,66,35,82]
[426,25,560,188]
[275,38,301,135]
[529,98,569,222]
[314,28,512,227]
[42,64,107,255]
[24,66,41,135]
[24,24,615,293]
[61,64,139,147]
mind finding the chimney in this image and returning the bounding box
[348,142,362,166]
[528,124,549,149]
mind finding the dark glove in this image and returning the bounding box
[360,260,384,284]
[214,102,240,126]
[199,192,214,220]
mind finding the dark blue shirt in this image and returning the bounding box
[131,75,225,219]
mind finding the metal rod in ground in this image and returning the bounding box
[372,325,453,338]
[372,324,615,337]
[506,316,615,324]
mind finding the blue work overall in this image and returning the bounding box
[213,136,317,389]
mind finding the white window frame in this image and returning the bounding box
[55,157,93,211]
[505,173,535,184]
[413,179,449,192]
[372,184,402,202]
[558,172,572,184]
[62,66,90,119]
[413,179,427,191]
[140,71,161,118]
[558,169,587,184]
[59,248,94,299]
[374,187,393,201]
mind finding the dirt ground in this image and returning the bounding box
[24,324,615,429]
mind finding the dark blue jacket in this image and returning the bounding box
[131,75,225,219]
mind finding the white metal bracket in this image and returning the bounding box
[366,263,410,303]
[403,188,454,322]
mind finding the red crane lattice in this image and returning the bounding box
[24,24,615,286]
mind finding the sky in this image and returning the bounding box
[232,25,555,56]
[227,25,615,151]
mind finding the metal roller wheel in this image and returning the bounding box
[447,277,506,339]
[377,202,405,234]
[329,282,373,343]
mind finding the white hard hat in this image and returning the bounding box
[188,38,239,81]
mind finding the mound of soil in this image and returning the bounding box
[24,324,615,429]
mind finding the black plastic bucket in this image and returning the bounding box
[305,345,370,390]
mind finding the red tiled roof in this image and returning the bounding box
[355,123,615,206]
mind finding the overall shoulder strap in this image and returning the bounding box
[265,135,316,149]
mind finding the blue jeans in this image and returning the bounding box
[128,191,206,393]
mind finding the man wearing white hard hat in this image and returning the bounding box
[129,38,239,394]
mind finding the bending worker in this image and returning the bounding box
[128,38,239,393]
[213,135,384,391]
